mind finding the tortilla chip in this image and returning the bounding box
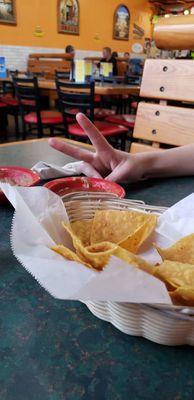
[71,219,93,246]
[120,216,157,253]
[170,286,194,306]
[51,244,92,268]
[154,260,194,290]
[62,222,117,270]
[83,242,119,270]
[90,209,157,253]
[61,222,154,271]
[113,246,155,275]
[155,234,194,264]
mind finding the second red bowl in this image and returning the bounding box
[44,177,125,198]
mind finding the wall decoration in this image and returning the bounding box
[113,4,130,41]
[133,23,144,40]
[0,0,16,25]
[33,25,44,38]
[58,0,79,35]
[132,43,143,54]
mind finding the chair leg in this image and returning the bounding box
[0,111,8,141]
[3,119,7,141]
[121,134,127,151]
[37,122,43,139]
[50,126,54,137]
[21,119,27,140]
[123,100,127,114]
[14,114,20,139]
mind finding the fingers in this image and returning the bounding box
[75,161,102,179]
[76,113,113,154]
[48,138,94,164]
[105,162,131,183]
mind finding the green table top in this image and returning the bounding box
[1,140,194,400]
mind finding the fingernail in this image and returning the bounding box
[48,138,56,146]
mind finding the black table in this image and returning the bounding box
[1,139,194,400]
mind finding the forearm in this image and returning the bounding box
[138,144,194,179]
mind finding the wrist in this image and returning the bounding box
[134,151,161,180]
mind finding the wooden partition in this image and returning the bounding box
[134,103,194,146]
[140,59,194,102]
[28,53,73,79]
[131,59,194,153]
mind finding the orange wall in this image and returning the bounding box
[0,0,152,52]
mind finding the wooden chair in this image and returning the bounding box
[0,79,20,138]
[13,77,63,140]
[0,102,8,141]
[130,59,194,153]
[56,79,128,150]
[55,71,71,80]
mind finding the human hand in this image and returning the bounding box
[48,113,150,183]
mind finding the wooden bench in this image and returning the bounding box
[28,53,73,80]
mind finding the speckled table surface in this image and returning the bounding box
[1,140,194,400]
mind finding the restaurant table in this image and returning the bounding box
[0,77,140,108]
[1,139,194,400]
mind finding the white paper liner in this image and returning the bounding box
[31,161,85,180]
[2,184,194,304]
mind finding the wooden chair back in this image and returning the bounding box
[140,59,194,102]
[133,102,194,146]
[131,59,194,153]
[28,53,73,80]
[13,76,40,111]
[13,76,43,139]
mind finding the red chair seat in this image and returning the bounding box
[0,102,7,108]
[131,101,138,109]
[21,99,36,106]
[66,107,115,120]
[1,94,18,107]
[94,108,116,120]
[24,110,63,125]
[94,95,101,103]
[105,114,136,129]
[122,94,129,100]
[68,120,128,138]
[1,95,36,107]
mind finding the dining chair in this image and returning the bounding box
[13,76,63,140]
[56,79,128,150]
[104,75,137,132]
[100,76,129,115]
[55,71,71,80]
[0,77,20,138]
[0,102,8,141]
[130,59,194,153]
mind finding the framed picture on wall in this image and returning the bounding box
[113,4,130,41]
[58,0,79,35]
[0,0,17,25]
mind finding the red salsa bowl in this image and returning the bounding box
[44,177,125,198]
[0,166,40,205]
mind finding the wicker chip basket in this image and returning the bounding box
[64,193,194,346]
